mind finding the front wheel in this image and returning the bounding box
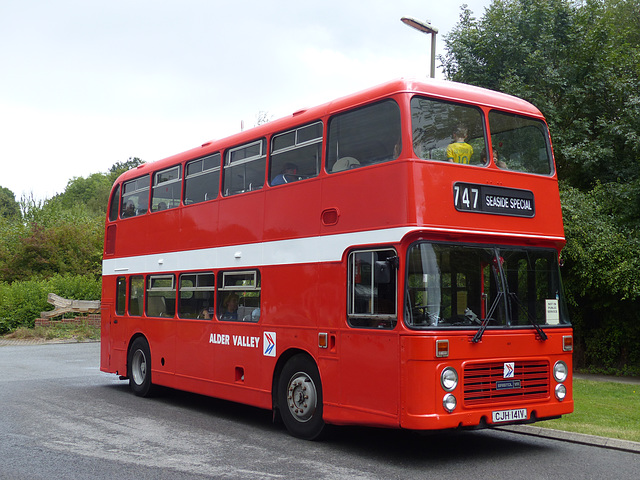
[277,354,325,440]
[128,337,153,397]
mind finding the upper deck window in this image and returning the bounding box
[327,100,401,173]
[185,153,220,204]
[223,139,266,196]
[108,184,120,222]
[270,122,322,185]
[488,111,554,175]
[151,166,181,212]
[411,97,487,166]
[121,175,149,218]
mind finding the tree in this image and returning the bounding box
[52,173,113,215]
[441,0,640,373]
[108,157,145,181]
[442,0,640,189]
[0,186,20,220]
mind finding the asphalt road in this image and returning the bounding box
[0,342,637,479]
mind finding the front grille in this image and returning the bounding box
[463,360,549,407]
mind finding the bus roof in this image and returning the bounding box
[115,78,545,184]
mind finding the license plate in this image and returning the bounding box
[492,408,528,423]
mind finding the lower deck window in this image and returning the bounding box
[116,277,126,316]
[129,276,144,316]
[146,275,176,318]
[218,270,261,322]
[179,272,215,319]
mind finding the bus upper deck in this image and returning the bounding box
[104,78,564,267]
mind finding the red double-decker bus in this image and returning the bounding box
[101,79,573,439]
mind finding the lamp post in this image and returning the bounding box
[401,17,439,78]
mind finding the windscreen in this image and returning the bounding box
[405,243,570,329]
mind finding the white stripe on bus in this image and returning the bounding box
[102,226,564,276]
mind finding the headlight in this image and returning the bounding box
[555,383,567,401]
[440,367,458,392]
[443,394,457,412]
[553,361,568,383]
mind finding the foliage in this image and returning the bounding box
[0,186,21,220]
[0,158,142,333]
[50,157,144,216]
[0,200,104,283]
[0,274,101,334]
[560,183,640,373]
[443,0,640,373]
[442,0,640,190]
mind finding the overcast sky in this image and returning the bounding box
[0,0,491,200]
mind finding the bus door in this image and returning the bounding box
[340,249,400,424]
[103,276,130,374]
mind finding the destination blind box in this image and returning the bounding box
[453,182,535,218]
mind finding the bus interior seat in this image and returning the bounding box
[147,296,167,317]
[332,157,360,172]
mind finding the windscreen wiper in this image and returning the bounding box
[508,292,548,341]
[471,292,502,343]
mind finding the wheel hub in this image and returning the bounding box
[287,373,317,422]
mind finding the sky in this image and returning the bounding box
[0,0,492,200]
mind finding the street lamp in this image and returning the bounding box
[401,17,439,78]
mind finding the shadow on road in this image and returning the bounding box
[100,380,548,464]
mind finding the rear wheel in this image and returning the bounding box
[277,354,325,440]
[128,337,153,397]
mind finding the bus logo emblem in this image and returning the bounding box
[263,332,276,357]
[503,362,515,378]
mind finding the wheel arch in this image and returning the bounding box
[125,332,149,379]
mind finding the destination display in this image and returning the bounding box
[453,182,535,218]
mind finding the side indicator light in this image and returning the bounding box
[436,339,449,358]
[318,332,328,349]
[563,335,573,352]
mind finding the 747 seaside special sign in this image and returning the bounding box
[453,182,535,218]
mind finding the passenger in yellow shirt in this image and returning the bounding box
[446,127,473,164]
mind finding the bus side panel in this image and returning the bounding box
[217,190,264,247]
[320,162,410,236]
[261,263,319,328]
[264,179,322,242]
[180,201,220,251]
[100,303,112,373]
[144,318,177,380]
[332,330,400,427]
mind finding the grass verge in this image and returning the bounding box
[539,378,640,443]
[3,322,100,342]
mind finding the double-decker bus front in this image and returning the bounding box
[394,86,573,430]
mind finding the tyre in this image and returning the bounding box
[128,337,153,397]
[277,354,325,440]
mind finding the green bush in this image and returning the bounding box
[560,183,640,375]
[0,274,101,334]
